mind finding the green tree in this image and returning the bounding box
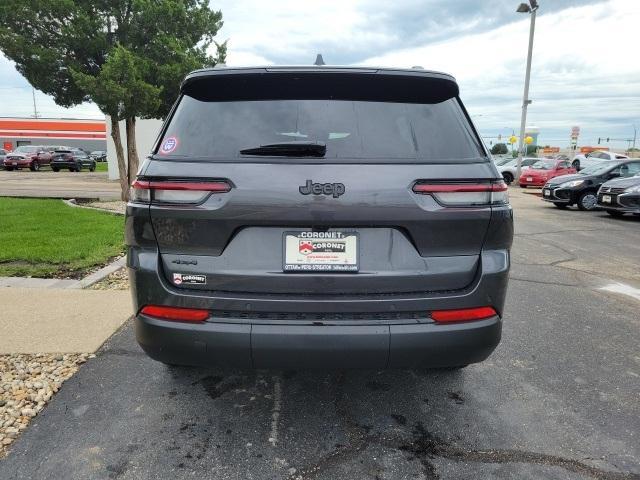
[490,143,508,155]
[0,0,225,199]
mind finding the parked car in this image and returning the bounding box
[542,159,640,210]
[51,148,97,172]
[0,148,6,170]
[3,145,53,171]
[572,150,628,171]
[89,150,107,162]
[519,159,576,188]
[492,155,512,166]
[127,65,513,369]
[497,157,539,184]
[597,171,640,217]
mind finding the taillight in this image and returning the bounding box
[140,305,210,323]
[431,306,497,323]
[130,179,231,204]
[412,181,508,206]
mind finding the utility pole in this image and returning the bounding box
[633,124,637,150]
[515,1,539,181]
[31,87,39,118]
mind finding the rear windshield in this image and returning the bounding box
[157,96,485,163]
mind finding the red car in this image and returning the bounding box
[519,158,576,188]
[3,145,53,171]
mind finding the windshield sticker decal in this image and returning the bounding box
[160,136,178,154]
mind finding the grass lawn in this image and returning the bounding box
[0,198,124,278]
[94,162,108,172]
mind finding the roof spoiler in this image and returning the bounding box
[181,67,459,104]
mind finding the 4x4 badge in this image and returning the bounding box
[299,180,345,198]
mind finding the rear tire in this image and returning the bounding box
[52,167,59,172]
[30,161,39,171]
[577,191,597,211]
[5,167,13,171]
[519,184,526,188]
[554,202,568,209]
[606,210,624,217]
[502,172,514,185]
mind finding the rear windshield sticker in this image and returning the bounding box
[160,137,178,155]
[173,273,206,285]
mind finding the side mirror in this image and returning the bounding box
[608,172,620,179]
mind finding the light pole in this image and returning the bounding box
[515,1,539,181]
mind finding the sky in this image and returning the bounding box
[1,0,639,149]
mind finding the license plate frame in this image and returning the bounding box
[283,231,359,273]
[602,195,612,204]
[543,189,551,197]
[526,177,533,182]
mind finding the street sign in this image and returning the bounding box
[571,126,580,139]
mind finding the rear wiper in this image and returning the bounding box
[240,141,326,157]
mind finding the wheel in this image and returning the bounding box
[5,167,13,171]
[89,165,96,172]
[76,164,82,172]
[606,210,625,217]
[519,184,526,188]
[52,167,59,172]
[30,160,40,171]
[577,191,597,211]
[572,160,580,171]
[554,202,568,209]
[502,172,514,185]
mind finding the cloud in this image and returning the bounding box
[360,0,640,147]
[0,0,637,148]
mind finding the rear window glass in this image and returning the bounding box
[157,96,485,163]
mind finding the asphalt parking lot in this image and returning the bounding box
[1,189,639,480]
[0,170,120,200]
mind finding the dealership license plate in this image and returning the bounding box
[602,195,612,203]
[543,189,551,197]
[526,177,533,182]
[283,231,358,272]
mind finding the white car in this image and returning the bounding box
[497,157,540,184]
[572,150,628,171]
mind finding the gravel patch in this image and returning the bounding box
[83,200,126,215]
[88,267,129,290]
[0,353,94,457]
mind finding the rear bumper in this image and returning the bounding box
[519,179,546,187]
[129,246,509,368]
[135,314,501,369]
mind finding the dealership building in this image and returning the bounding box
[0,117,107,152]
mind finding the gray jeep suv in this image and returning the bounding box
[126,66,513,369]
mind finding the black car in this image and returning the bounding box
[51,148,97,172]
[597,173,640,217]
[89,150,107,162]
[126,65,513,370]
[542,159,640,210]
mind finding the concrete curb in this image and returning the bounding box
[78,257,127,289]
[0,257,126,290]
[63,198,125,216]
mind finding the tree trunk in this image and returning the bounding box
[125,117,139,185]
[110,116,129,201]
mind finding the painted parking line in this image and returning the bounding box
[599,282,640,302]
